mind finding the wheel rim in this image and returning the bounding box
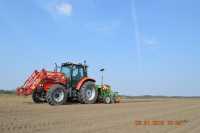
[106,97,110,103]
[86,88,95,101]
[53,89,64,103]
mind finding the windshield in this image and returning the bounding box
[60,66,71,78]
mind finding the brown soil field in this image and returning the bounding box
[0,95,200,133]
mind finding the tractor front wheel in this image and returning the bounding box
[46,84,67,105]
[80,81,98,104]
[32,88,46,103]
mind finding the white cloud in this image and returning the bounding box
[142,37,159,48]
[54,3,72,16]
[144,38,158,46]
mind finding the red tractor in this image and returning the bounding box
[16,62,98,105]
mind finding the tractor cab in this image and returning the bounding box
[60,62,88,87]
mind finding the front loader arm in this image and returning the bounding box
[16,69,67,96]
[16,69,47,96]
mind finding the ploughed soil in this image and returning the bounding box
[0,95,200,133]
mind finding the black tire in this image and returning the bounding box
[80,81,98,104]
[110,97,114,104]
[104,96,111,104]
[32,89,45,103]
[46,84,67,105]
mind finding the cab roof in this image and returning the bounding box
[61,62,88,68]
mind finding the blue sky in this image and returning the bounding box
[0,0,200,96]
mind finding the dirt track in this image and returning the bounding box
[0,95,200,133]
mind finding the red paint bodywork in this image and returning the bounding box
[16,69,96,96]
[16,69,67,96]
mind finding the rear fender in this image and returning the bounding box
[76,77,96,90]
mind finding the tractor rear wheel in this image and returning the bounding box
[80,81,98,104]
[46,84,67,105]
[32,89,46,103]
